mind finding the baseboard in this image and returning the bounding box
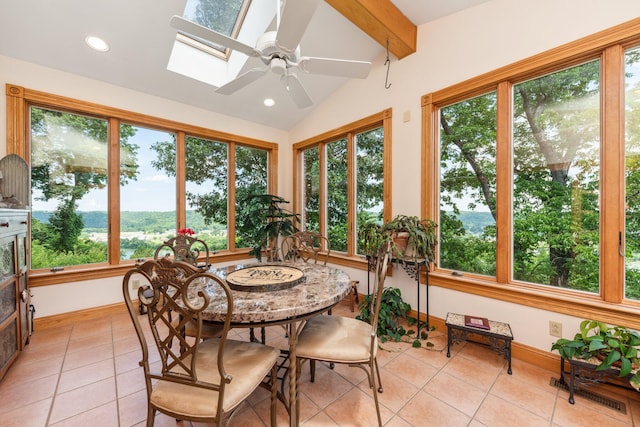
[33,302,128,330]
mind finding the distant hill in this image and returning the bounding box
[31,211,220,233]
[450,211,495,235]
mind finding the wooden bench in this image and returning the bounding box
[445,312,514,374]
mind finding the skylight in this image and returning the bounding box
[181,0,250,59]
[167,0,275,89]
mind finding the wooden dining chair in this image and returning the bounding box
[151,236,223,340]
[154,234,211,268]
[123,257,280,427]
[294,243,390,426]
[280,230,330,265]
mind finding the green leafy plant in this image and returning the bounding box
[238,193,299,262]
[551,319,640,390]
[382,215,438,264]
[357,286,434,349]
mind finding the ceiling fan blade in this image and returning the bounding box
[170,15,260,58]
[281,72,313,108]
[275,0,321,54]
[216,67,269,95]
[298,57,372,79]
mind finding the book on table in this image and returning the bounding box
[464,315,490,330]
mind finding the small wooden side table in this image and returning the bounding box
[445,312,514,374]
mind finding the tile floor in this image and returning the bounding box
[1,300,640,426]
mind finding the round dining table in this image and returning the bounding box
[184,261,352,427]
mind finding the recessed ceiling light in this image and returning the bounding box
[263,98,275,107]
[85,35,110,52]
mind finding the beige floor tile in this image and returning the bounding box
[1,307,638,427]
[49,401,119,427]
[322,386,394,427]
[116,366,147,398]
[0,354,63,386]
[62,342,113,371]
[397,389,471,427]
[57,358,114,393]
[0,397,51,427]
[0,374,59,414]
[489,372,557,421]
[48,377,116,424]
[423,371,486,417]
[474,394,550,427]
[382,351,439,388]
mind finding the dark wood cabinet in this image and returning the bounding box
[0,210,29,381]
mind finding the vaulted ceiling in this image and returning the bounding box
[0,0,489,130]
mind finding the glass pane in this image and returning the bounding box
[302,147,320,231]
[439,93,497,275]
[30,107,108,269]
[327,138,348,252]
[184,0,247,53]
[513,61,601,292]
[235,145,268,249]
[120,125,176,260]
[624,47,640,300]
[185,0,245,34]
[356,127,384,255]
[185,136,229,251]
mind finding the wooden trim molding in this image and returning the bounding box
[5,84,27,159]
[325,0,416,60]
[33,302,126,330]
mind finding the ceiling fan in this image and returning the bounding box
[170,0,372,108]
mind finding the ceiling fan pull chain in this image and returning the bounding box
[384,38,392,89]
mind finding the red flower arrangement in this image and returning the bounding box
[177,227,195,236]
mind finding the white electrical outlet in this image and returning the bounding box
[549,320,562,337]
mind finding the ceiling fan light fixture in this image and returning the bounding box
[85,35,110,52]
[270,57,287,75]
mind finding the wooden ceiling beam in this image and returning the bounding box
[325,0,417,59]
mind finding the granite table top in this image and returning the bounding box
[185,262,351,325]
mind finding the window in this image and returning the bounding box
[512,62,600,292]
[293,110,390,260]
[31,107,109,268]
[7,85,276,284]
[625,47,640,301]
[439,93,497,276]
[422,20,640,323]
[179,0,251,58]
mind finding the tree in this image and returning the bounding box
[439,61,605,290]
[30,108,139,265]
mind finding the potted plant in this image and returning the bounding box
[551,319,640,390]
[356,286,435,349]
[238,193,299,262]
[381,214,438,264]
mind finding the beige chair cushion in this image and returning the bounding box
[296,315,377,363]
[150,338,279,419]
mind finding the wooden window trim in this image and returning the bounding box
[6,84,277,286]
[421,18,640,329]
[292,109,392,269]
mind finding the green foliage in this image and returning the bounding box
[356,286,437,351]
[551,319,640,390]
[382,215,438,263]
[302,128,384,253]
[236,193,300,261]
[357,287,416,343]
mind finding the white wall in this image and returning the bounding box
[289,0,640,353]
[1,0,639,354]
